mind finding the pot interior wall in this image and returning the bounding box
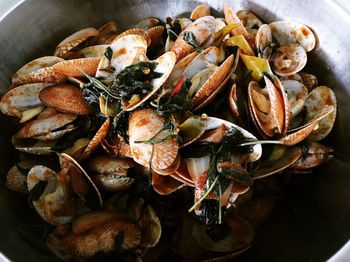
[0,0,349,261]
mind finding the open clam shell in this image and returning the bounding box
[59,153,103,209]
[81,44,109,58]
[93,174,135,192]
[86,154,134,174]
[96,34,148,78]
[178,115,207,147]
[11,56,66,87]
[282,79,308,119]
[122,51,176,111]
[27,165,75,225]
[39,85,91,115]
[237,10,263,29]
[304,86,337,141]
[190,4,211,20]
[0,83,53,118]
[54,27,99,58]
[6,164,29,193]
[152,171,185,195]
[269,21,316,52]
[52,57,100,77]
[251,145,301,179]
[272,43,307,76]
[193,216,254,253]
[128,108,179,171]
[171,16,216,61]
[255,24,273,58]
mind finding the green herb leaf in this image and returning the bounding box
[157,79,193,116]
[29,181,48,201]
[112,61,163,102]
[104,46,113,61]
[135,119,176,145]
[111,110,130,143]
[183,31,202,52]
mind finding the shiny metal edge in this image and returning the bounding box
[0,0,349,261]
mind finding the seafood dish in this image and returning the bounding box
[0,2,336,261]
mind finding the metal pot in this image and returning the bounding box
[0,0,349,261]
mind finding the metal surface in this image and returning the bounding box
[0,0,350,261]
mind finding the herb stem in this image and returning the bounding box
[218,179,222,224]
[188,176,219,213]
[238,140,281,147]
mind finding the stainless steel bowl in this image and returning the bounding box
[1,0,350,261]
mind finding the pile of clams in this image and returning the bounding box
[1,3,336,261]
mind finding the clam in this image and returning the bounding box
[248,76,288,138]
[27,165,75,225]
[47,220,141,260]
[51,57,101,77]
[39,85,91,115]
[54,27,99,58]
[223,3,251,45]
[190,4,211,20]
[165,17,192,52]
[269,21,316,52]
[237,10,263,29]
[152,171,185,195]
[128,108,179,172]
[11,56,66,87]
[193,216,254,253]
[79,117,111,161]
[89,21,118,45]
[255,24,273,58]
[81,44,109,58]
[300,72,318,91]
[101,135,133,158]
[86,154,134,174]
[63,138,91,159]
[0,83,53,118]
[178,115,207,147]
[272,43,307,76]
[250,145,302,179]
[59,153,102,209]
[228,83,240,119]
[134,17,161,30]
[6,163,29,193]
[138,205,162,248]
[12,138,57,155]
[281,79,308,118]
[96,34,148,79]
[171,16,216,61]
[146,25,165,49]
[304,86,337,141]
[14,113,77,139]
[93,174,135,192]
[290,142,334,170]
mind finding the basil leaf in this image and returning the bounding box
[183,31,202,52]
[29,181,48,201]
[104,46,113,61]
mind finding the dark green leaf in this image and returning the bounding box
[218,164,252,185]
[111,110,130,143]
[104,46,113,61]
[167,19,181,41]
[29,181,48,201]
[183,31,202,52]
[157,79,193,116]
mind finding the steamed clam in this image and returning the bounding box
[1,3,337,261]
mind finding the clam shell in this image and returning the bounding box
[12,138,56,155]
[79,117,111,161]
[128,108,179,171]
[47,220,141,260]
[223,3,251,42]
[138,205,162,248]
[12,56,66,87]
[15,113,77,139]
[174,160,196,186]
[0,83,52,118]
[6,164,28,193]
[269,21,316,52]
[146,25,165,48]
[33,126,76,141]
[72,210,127,234]
[81,44,109,58]
[280,121,319,146]
[282,79,308,118]
[52,57,100,77]
[171,16,216,61]
[299,72,318,91]
[39,85,91,115]
[190,4,211,20]
[251,145,301,180]
[20,106,45,123]
[93,174,135,192]
[178,115,207,147]
[54,27,99,58]
[101,136,133,158]
[135,17,161,30]
[237,10,263,29]
[228,83,240,118]
[193,216,254,252]
[27,165,75,225]
[87,154,134,174]
[89,21,118,45]
[290,142,334,170]
[165,51,198,89]
[272,43,307,76]
[123,51,176,111]
[191,54,233,108]
[152,171,185,195]
[96,34,148,78]
[255,24,272,57]
[304,86,337,141]
[154,153,181,176]
[59,153,103,209]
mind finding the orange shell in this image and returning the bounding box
[52,57,100,77]
[39,85,91,115]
